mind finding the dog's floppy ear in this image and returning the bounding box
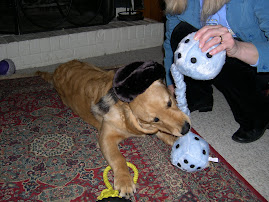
[113,61,165,102]
[123,105,159,134]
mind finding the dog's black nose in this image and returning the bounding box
[181,121,190,135]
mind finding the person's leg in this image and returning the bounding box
[171,22,198,52]
[170,21,213,112]
[213,58,269,143]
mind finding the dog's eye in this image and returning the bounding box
[167,100,172,108]
[154,117,159,122]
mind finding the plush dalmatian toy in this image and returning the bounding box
[170,32,225,172]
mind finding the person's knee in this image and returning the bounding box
[171,22,198,52]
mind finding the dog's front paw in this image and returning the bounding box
[114,174,136,198]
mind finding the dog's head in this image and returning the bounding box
[128,80,190,136]
[113,61,191,137]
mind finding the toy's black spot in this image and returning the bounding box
[178,53,181,59]
[206,52,213,58]
[184,159,188,164]
[190,164,195,168]
[203,150,206,155]
[177,163,181,167]
[176,144,180,149]
[197,167,201,170]
[191,57,197,63]
[185,39,190,43]
[154,117,159,122]
[195,137,200,141]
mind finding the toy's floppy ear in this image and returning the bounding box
[113,61,165,102]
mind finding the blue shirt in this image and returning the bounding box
[202,0,258,67]
[163,0,269,86]
[201,0,235,36]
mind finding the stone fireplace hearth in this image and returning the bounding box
[0,1,163,71]
[0,18,164,70]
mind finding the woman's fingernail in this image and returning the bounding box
[194,36,198,40]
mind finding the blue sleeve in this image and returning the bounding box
[252,1,269,72]
[163,14,181,86]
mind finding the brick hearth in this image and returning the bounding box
[0,18,164,70]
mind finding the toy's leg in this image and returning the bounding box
[171,64,190,116]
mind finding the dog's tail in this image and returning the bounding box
[35,71,53,84]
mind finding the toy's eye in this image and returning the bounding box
[154,117,159,122]
[190,164,195,168]
[178,53,181,59]
[194,137,200,140]
[185,39,190,43]
[191,57,197,63]
[176,144,180,149]
[203,150,206,155]
[206,52,212,58]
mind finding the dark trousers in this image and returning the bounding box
[170,22,269,129]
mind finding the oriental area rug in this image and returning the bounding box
[0,76,267,202]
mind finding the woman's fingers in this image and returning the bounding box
[194,25,224,42]
[194,25,234,55]
[200,35,222,53]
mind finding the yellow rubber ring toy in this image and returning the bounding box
[97,162,139,201]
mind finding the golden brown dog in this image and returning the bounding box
[36,60,190,198]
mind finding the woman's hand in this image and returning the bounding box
[194,25,259,66]
[194,25,237,56]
